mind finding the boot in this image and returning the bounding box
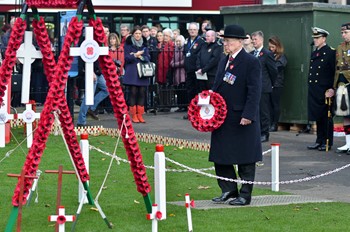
[129,106,139,123]
[336,134,350,153]
[136,105,146,123]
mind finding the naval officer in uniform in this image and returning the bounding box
[307,27,336,151]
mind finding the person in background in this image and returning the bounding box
[172,29,180,41]
[183,22,205,119]
[150,26,158,38]
[268,36,287,132]
[77,27,110,127]
[157,28,175,111]
[243,33,254,53]
[141,25,158,63]
[120,24,130,47]
[157,28,174,85]
[200,19,212,39]
[156,30,164,44]
[251,30,277,142]
[196,30,222,91]
[334,23,350,154]
[210,24,262,206]
[123,26,151,123]
[171,35,187,112]
[307,27,335,151]
[109,33,125,79]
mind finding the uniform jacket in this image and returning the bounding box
[123,36,151,87]
[251,47,277,93]
[334,42,350,87]
[157,40,174,84]
[184,35,205,73]
[308,44,336,121]
[209,49,262,165]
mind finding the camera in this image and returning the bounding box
[113,59,122,67]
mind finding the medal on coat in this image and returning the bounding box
[223,71,237,85]
[347,50,350,56]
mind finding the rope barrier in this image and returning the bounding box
[90,145,350,186]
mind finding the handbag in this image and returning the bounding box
[137,62,156,79]
[335,83,350,116]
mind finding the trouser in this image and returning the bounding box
[316,112,333,146]
[271,87,282,124]
[260,93,271,135]
[214,163,256,200]
[185,72,198,103]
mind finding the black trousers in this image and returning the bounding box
[260,92,271,135]
[316,113,333,146]
[271,87,283,124]
[185,72,198,102]
[214,163,256,200]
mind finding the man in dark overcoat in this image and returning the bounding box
[209,24,262,206]
[307,27,336,151]
[251,31,277,142]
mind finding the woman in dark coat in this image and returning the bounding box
[268,36,287,132]
[209,24,262,206]
[123,26,151,123]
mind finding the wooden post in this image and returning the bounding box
[45,165,76,232]
[7,169,38,232]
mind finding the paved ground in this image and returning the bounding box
[74,108,350,204]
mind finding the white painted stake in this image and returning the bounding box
[17,103,40,148]
[154,144,166,220]
[70,27,109,105]
[146,204,162,232]
[185,194,194,232]
[48,206,75,232]
[271,143,280,192]
[16,31,43,104]
[78,133,89,203]
[0,85,14,147]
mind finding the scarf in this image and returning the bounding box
[131,36,144,48]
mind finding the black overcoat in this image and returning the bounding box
[209,49,262,165]
[307,44,336,121]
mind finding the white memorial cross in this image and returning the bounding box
[16,31,43,104]
[0,86,14,148]
[48,206,75,232]
[69,27,109,105]
[17,103,41,148]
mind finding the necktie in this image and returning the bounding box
[254,50,259,57]
[229,56,234,62]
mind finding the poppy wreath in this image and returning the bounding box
[188,90,227,132]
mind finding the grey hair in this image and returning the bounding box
[251,30,264,38]
[163,28,173,38]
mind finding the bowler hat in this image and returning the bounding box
[221,24,248,39]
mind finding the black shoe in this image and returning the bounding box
[307,143,321,150]
[261,134,269,143]
[87,109,99,120]
[228,196,251,206]
[346,150,350,155]
[318,145,331,151]
[212,191,238,203]
[183,114,188,120]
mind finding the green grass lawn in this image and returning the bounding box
[1,128,350,231]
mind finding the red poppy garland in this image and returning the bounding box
[188,90,227,132]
